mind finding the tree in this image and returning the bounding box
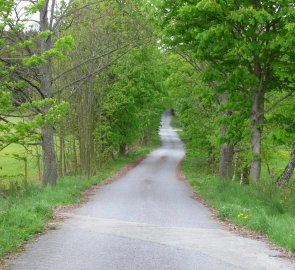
[277,141,295,186]
[1,0,149,184]
[95,46,167,160]
[155,0,295,181]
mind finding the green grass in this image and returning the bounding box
[182,150,295,252]
[0,138,159,259]
[0,144,40,189]
[171,116,295,252]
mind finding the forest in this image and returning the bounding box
[0,0,295,262]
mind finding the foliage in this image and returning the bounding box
[95,46,167,158]
[154,0,295,181]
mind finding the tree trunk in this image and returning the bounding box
[58,131,64,176]
[40,3,58,186]
[41,126,57,186]
[240,165,250,185]
[36,146,42,182]
[218,91,234,179]
[219,143,234,179]
[72,137,78,173]
[249,88,265,181]
[277,141,295,186]
[119,144,127,156]
[78,82,96,178]
[63,137,67,175]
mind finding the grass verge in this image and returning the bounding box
[0,138,158,260]
[171,116,295,253]
[182,148,295,253]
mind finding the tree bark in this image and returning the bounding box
[41,126,57,186]
[119,144,127,156]
[218,91,234,179]
[78,82,96,178]
[219,143,234,179]
[249,88,265,181]
[40,2,58,186]
[58,131,64,176]
[36,146,42,182]
[277,141,295,186]
[72,137,78,173]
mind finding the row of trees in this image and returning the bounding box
[1,0,294,187]
[154,0,295,185]
[0,0,167,186]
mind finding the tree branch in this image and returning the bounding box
[266,91,294,114]
[52,44,130,82]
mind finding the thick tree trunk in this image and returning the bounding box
[218,91,234,179]
[41,126,57,186]
[40,3,58,186]
[277,141,295,186]
[250,88,265,181]
[219,143,234,179]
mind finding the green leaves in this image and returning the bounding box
[54,35,74,52]
[228,6,273,26]
[155,0,295,181]
[95,46,167,157]
[37,30,53,39]
[23,55,47,66]
[0,97,68,151]
[0,91,12,113]
[24,0,45,14]
[23,36,75,66]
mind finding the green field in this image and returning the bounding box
[0,144,40,190]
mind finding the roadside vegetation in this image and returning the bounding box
[156,0,295,252]
[172,119,295,252]
[0,134,159,259]
[0,0,166,260]
[1,0,294,260]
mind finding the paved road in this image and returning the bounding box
[10,111,294,270]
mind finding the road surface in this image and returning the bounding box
[9,111,294,270]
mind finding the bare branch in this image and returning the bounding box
[266,91,294,113]
[52,44,130,82]
[53,0,106,32]
[50,0,56,30]
[66,48,133,99]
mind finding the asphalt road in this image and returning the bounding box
[9,111,295,270]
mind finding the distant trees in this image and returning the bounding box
[155,0,295,183]
[2,0,293,187]
[95,46,166,160]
